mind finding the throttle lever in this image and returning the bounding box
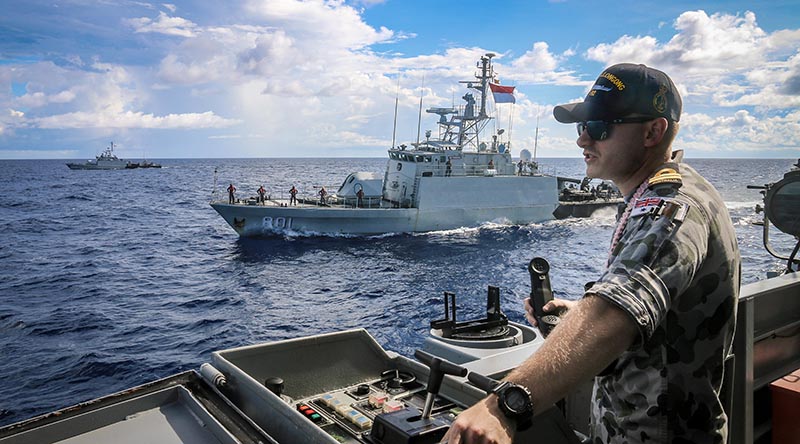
[467,371,499,393]
[528,257,561,338]
[414,350,467,419]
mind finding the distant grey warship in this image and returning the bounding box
[66,142,135,170]
[211,53,559,236]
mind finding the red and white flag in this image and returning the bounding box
[489,83,516,104]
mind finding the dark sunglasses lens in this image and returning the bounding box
[577,121,609,140]
[586,121,609,140]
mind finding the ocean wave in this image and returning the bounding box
[726,201,760,211]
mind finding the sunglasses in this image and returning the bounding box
[577,117,655,141]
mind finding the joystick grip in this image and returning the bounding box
[414,350,467,419]
[528,257,560,338]
[467,371,498,393]
[414,350,467,394]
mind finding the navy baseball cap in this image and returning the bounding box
[553,63,682,123]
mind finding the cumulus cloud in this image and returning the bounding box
[510,42,584,85]
[126,11,198,37]
[680,109,800,153]
[32,110,238,129]
[584,10,800,109]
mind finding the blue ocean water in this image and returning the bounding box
[0,157,796,427]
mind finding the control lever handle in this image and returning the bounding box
[414,350,467,419]
[467,371,499,394]
[528,257,561,338]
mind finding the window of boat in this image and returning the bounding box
[440,156,446,162]
[415,155,424,162]
[338,175,353,192]
[390,152,398,160]
[423,156,431,162]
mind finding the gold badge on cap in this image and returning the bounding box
[653,85,668,114]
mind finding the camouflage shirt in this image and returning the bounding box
[588,158,740,444]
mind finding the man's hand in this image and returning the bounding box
[523,297,576,328]
[440,396,513,444]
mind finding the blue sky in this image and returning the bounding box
[1,0,799,159]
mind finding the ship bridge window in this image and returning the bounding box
[415,155,424,162]
[389,152,398,160]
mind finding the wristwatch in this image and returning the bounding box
[492,381,534,431]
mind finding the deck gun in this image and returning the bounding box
[528,257,562,338]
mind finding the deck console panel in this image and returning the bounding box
[0,371,275,444]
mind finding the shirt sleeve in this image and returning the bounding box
[590,195,709,347]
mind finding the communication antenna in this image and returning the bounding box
[211,167,219,202]
[533,111,540,162]
[416,74,425,147]
[391,78,400,149]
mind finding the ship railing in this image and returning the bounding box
[230,187,386,209]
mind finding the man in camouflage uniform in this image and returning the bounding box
[443,64,740,444]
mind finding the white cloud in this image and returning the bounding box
[584,10,800,109]
[126,11,198,37]
[510,42,584,85]
[244,0,394,49]
[16,90,76,108]
[32,110,239,129]
[680,109,800,154]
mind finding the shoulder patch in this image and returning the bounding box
[630,196,690,222]
[631,197,669,218]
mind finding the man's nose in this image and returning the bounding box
[577,127,593,149]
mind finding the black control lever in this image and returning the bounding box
[528,257,561,338]
[414,350,468,419]
[467,371,499,393]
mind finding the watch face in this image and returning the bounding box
[505,387,529,412]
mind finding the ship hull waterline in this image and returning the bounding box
[212,175,560,236]
[211,202,558,236]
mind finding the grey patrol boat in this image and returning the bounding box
[211,53,558,237]
[66,142,135,170]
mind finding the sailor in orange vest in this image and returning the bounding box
[289,186,298,206]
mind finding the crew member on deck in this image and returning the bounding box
[318,186,327,205]
[445,158,452,176]
[257,185,266,204]
[227,183,236,204]
[356,188,364,208]
[443,64,740,444]
[289,186,298,205]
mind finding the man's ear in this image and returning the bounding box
[644,117,668,148]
